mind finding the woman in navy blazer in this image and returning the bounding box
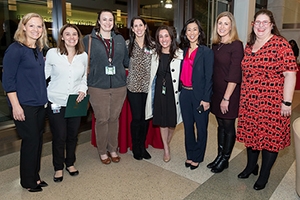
[179,18,214,170]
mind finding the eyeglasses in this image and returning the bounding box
[253,20,271,26]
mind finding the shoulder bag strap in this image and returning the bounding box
[87,34,92,75]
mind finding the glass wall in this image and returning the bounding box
[0,0,175,127]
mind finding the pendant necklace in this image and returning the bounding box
[217,43,225,51]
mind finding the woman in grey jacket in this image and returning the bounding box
[83,9,129,164]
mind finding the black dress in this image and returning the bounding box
[152,53,177,127]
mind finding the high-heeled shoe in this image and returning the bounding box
[253,181,267,190]
[185,161,191,168]
[107,151,121,163]
[190,162,199,170]
[238,164,259,179]
[163,155,171,162]
[66,167,79,176]
[100,154,111,164]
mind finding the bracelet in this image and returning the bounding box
[223,97,229,101]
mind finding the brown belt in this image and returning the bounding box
[182,85,193,90]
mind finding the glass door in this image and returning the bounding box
[207,0,232,46]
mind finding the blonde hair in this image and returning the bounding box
[211,11,240,44]
[14,13,48,51]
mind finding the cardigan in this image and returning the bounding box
[2,42,47,106]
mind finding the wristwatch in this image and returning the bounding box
[282,100,292,106]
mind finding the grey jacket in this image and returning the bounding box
[83,29,129,89]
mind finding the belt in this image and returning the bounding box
[182,85,193,90]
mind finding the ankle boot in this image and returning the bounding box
[237,147,260,178]
[207,126,225,169]
[253,150,278,190]
[211,155,229,173]
[211,132,235,173]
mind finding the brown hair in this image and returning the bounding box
[94,9,120,34]
[155,25,178,63]
[248,9,282,46]
[57,24,84,55]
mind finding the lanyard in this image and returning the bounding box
[99,33,113,65]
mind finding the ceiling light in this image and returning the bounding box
[165,0,172,9]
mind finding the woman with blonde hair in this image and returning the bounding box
[2,13,48,192]
[207,11,244,173]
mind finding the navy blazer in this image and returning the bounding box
[180,45,214,102]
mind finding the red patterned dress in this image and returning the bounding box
[236,35,298,152]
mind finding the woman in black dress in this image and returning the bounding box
[207,12,243,173]
[146,26,183,162]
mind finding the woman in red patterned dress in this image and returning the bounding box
[236,9,298,190]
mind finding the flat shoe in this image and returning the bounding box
[53,176,63,182]
[143,150,151,160]
[27,185,43,192]
[38,180,48,187]
[66,167,79,176]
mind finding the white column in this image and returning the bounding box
[233,0,256,46]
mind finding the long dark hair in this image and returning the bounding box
[94,9,120,34]
[179,18,206,49]
[155,25,178,63]
[128,16,154,57]
[248,9,282,46]
[289,39,299,58]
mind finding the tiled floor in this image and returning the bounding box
[1,91,300,200]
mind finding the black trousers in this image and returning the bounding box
[14,105,46,188]
[47,103,81,171]
[127,90,149,155]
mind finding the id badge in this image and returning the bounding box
[51,104,61,114]
[162,85,166,95]
[105,65,116,75]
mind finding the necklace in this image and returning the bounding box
[217,43,225,51]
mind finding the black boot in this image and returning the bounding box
[211,133,235,173]
[141,120,151,159]
[207,125,225,169]
[253,150,278,190]
[131,124,142,160]
[238,147,260,178]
